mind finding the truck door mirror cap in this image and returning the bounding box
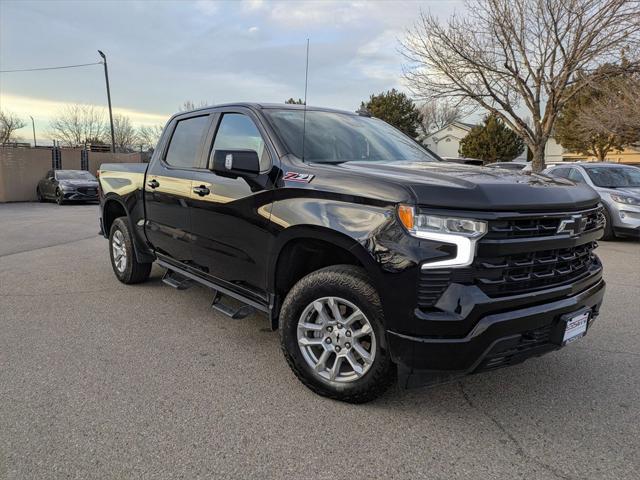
[212,149,260,178]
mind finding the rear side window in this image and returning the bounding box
[212,114,270,171]
[165,115,210,168]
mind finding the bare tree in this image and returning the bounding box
[417,99,464,137]
[0,110,26,144]
[578,72,640,140]
[179,100,210,112]
[137,124,165,151]
[402,0,640,171]
[554,65,640,159]
[49,104,106,146]
[111,114,137,152]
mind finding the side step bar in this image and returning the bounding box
[156,258,270,320]
[162,270,194,290]
[211,291,256,319]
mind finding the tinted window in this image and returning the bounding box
[212,114,270,171]
[584,166,640,187]
[568,169,586,183]
[265,110,437,164]
[551,168,571,179]
[165,115,210,168]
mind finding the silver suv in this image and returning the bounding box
[544,162,640,240]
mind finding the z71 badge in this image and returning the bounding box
[284,172,315,183]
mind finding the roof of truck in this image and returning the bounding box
[180,102,359,116]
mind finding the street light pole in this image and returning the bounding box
[29,115,36,147]
[98,50,116,154]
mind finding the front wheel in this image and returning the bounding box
[55,189,64,205]
[109,217,152,284]
[279,265,396,403]
[601,207,615,241]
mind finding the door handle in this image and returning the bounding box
[147,179,160,189]
[192,185,210,196]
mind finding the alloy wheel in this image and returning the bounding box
[111,229,128,273]
[297,296,376,383]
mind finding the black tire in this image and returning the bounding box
[55,189,65,205]
[280,265,396,403]
[601,206,615,241]
[109,217,152,284]
[36,187,45,203]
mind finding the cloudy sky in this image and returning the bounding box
[0,0,461,141]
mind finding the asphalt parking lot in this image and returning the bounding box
[1,203,639,480]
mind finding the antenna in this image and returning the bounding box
[302,38,309,161]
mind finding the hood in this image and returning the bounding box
[337,161,600,211]
[598,186,640,197]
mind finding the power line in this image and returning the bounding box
[0,62,102,73]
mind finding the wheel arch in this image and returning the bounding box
[102,195,155,263]
[267,225,382,329]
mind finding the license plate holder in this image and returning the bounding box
[554,308,591,346]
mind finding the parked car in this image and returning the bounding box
[486,162,527,171]
[442,156,484,166]
[98,103,605,403]
[544,162,640,240]
[37,169,99,205]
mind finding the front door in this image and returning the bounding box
[188,110,277,300]
[144,113,213,263]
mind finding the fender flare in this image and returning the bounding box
[266,224,382,294]
[102,195,155,264]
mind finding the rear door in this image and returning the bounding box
[144,113,214,263]
[188,108,277,300]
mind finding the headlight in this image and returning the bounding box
[397,205,487,269]
[610,193,640,206]
[398,205,487,238]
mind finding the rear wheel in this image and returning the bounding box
[109,217,152,284]
[36,187,45,202]
[280,265,396,403]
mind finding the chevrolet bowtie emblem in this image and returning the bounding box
[557,214,587,236]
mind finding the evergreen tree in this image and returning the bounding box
[459,114,524,164]
[360,89,422,138]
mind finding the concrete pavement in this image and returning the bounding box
[1,203,639,479]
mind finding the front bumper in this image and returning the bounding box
[62,190,98,201]
[388,278,605,387]
[611,203,640,237]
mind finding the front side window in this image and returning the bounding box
[551,168,571,179]
[165,115,210,168]
[212,113,270,171]
[568,169,586,183]
[265,109,437,164]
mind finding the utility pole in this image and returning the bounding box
[98,50,116,154]
[29,115,37,147]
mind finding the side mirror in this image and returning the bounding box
[212,149,260,178]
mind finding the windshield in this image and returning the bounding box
[56,171,96,181]
[265,110,438,164]
[584,166,640,188]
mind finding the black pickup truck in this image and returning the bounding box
[98,103,606,403]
